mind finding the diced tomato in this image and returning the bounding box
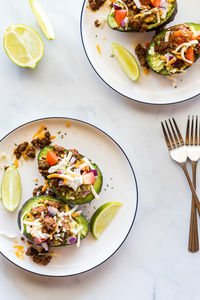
[145,42,151,49]
[114,10,127,26]
[185,46,194,64]
[150,0,161,7]
[82,172,95,185]
[46,151,58,166]
[34,237,47,244]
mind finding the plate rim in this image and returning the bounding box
[0,116,138,277]
[80,0,200,106]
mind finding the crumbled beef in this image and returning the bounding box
[154,41,170,55]
[53,145,65,156]
[128,17,148,32]
[4,166,9,171]
[33,254,52,266]
[26,146,36,159]
[94,19,100,27]
[26,246,38,257]
[31,131,51,149]
[26,246,52,265]
[45,200,62,209]
[14,142,28,159]
[31,206,49,219]
[33,186,56,198]
[21,237,25,241]
[42,216,57,234]
[38,158,49,177]
[89,0,106,11]
[135,44,149,68]
[68,148,81,159]
[49,177,60,188]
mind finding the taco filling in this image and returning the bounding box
[38,145,103,205]
[19,196,89,248]
[147,23,200,75]
[107,0,177,32]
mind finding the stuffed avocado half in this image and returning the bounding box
[38,145,103,205]
[147,23,200,75]
[107,0,177,32]
[18,196,89,247]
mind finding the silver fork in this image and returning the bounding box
[161,118,200,218]
[186,116,200,252]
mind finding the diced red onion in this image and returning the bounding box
[57,171,62,174]
[88,169,98,176]
[68,237,77,244]
[113,3,122,10]
[41,242,49,252]
[120,17,127,28]
[48,206,58,216]
[58,180,64,186]
[82,190,90,196]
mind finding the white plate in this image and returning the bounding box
[81,0,200,105]
[0,118,138,277]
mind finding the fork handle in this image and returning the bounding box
[188,161,199,252]
[180,163,200,217]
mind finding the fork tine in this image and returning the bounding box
[161,122,172,151]
[195,116,198,146]
[186,116,190,145]
[190,115,194,146]
[169,119,180,147]
[165,120,176,149]
[172,118,184,146]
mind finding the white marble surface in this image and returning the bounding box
[0,0,200,299]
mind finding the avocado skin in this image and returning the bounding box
[38,146,103,205]
[18,196,89,246]
[147,23,200,75]
[107,0,177,32]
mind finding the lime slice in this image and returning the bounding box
[90,202,122,239]
[112,43,140,81]
[29,0,55,40]
[1,167,21,212]
[3,25,44,69]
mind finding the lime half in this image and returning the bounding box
[112,43,140,81]
[90,202,122,239]
[1,167,21,212]
[29,0,55,40]
[3,25,44,69]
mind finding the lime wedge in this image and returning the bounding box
[29,0,55,40]
[1,167,21,212]
[90,202,122,239]
[112,43,140,81]
[3,25,44,69]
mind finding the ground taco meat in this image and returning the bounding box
[31,131,52,149]
[14,142,28,159]
[135,44,149,69]
[89,0,106,11]
[26,246,52,266]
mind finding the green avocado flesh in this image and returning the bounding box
[18,196,89,246]
[107,0,177,32]
[147,23,200,75]
[38,146,103,205]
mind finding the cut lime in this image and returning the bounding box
[3,25,44,69]
[90,202,122,239]
[29,0,55,40]
[112,43,140,81]
[1,167,21,212]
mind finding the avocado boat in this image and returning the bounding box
[107,0,177,32]
[147,23,200,75]
[18,196,89,247]
[38,145,103,205]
